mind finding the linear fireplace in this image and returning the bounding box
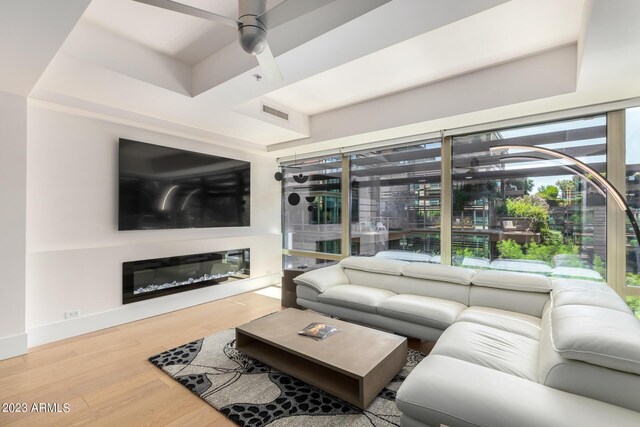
[122,249,250,304]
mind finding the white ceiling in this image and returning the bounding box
[5,0,640,154]
[266,0,584,115]
[83,0,237,66]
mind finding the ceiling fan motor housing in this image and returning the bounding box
[238,0,267,55]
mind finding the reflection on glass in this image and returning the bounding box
[451,116,607,279]
[282,156,342,259]
[350,141,442,262]
[283,255,334,270]
[626,107,640,291]
[122,249,250,304]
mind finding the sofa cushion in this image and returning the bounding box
[293,265,349,293]
[551,304,640,375]
[402,263,475,285]
[296,283,321,302]
[455,306,541,340]
[472,270,552,293]
[552,287,632,313]
[396,355,640,427]
[469,286,550,318]
[377,294,466,330]
[539,309,640,413]
[430,322,539,381]
[396,276,469,305]
[339,256,407,275]
[317,284,395,313]
[342,269,402,293]
[552,278,611,292]
[551,266,603,281]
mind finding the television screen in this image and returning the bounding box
[118,139,250,230]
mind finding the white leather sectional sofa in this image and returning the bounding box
[293,256,640,427]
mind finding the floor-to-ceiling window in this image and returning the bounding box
[279,109,640,295]
[281,155,343,268]
[625,107,640,318]
[450,116,607,278]
[349,140,442,261]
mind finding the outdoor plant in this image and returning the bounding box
[496,236,578,263]
[505,195,550,232]
[496,239,524,259]
[626,272,640,287]
[626,296,640,320]
[593,256,606,278]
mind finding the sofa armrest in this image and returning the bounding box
[293,265,349,293]
[396,355,640,427]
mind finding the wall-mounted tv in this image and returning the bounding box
[118,139,250,230]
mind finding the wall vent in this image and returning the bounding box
[262,104,289,121]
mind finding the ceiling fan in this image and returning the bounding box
[132,0,339,82]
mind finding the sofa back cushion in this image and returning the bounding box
[402,263,475,285]
[469,286,549,317]
[539,308,640,412]
[339,256,407,292]
[467,270,552,317]
[397,277,469,305]
[472,270,553,293]
[552,278,613,292]
[552,286,632,313]
[395,263,473,304]
[551,304,640,375]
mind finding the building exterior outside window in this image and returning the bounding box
[279,110,640,317]
[282,156,342,268]
[625,107,640,317]
[350,141,442,262]
[451,116,607,278]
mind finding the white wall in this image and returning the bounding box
[26,106,282,346]
[0,91,28,359]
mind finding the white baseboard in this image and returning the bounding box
[27,274,280,347]
[0,333,28,360]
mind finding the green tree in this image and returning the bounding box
[536,185,559,201]
[505,195,550,231]
[556,178,581,204]
[593,255,606,278]
[497,239,525,259]
[626,296,640,320]
[523,178,534,195]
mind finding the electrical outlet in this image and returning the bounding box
[64,309,80,320]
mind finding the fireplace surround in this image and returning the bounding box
[122,249,250,304]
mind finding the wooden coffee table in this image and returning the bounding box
[235,308,407,409]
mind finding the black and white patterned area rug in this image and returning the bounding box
[149,328,426,426]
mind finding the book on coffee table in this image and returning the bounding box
[298,322,340,340]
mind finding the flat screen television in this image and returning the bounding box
[118,139,250,230]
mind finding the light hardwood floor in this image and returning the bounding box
[0,290,433,426]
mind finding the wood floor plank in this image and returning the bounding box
[0,290,282,426]
[0,288,433,426]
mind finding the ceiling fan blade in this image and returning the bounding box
[258,0,338,30]
[256,43,283,82]
[132,0,239,28]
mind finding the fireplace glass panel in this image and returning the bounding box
[123,249,249,304]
